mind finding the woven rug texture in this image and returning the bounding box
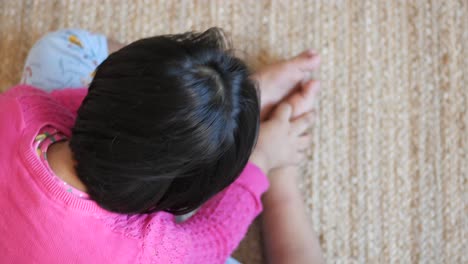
[0,1,466,263]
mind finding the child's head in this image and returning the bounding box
[70,28,260,215]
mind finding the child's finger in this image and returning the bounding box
[301,80,321,101]
[288,80,320,119]
[272,103,292,121]
[291,112,314,135]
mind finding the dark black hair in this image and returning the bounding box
[70,28,260,215]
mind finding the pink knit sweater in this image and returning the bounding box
[0,85,269,263]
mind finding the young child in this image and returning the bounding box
[0,28,321,263]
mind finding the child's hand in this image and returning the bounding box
[249,103,312,174]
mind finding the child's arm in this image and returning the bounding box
[262,166,325,264]
[139,104,312,262]
[171,103,311,262]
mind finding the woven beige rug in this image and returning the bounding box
[1,1,466,263]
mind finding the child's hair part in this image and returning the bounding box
[70,28,260,215]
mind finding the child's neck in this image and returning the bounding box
[47,141,87,193]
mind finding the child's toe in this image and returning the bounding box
[291,50,321,71]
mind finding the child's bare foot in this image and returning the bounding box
[251,50,320,119]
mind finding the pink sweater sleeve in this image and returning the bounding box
[140,163,269,263]
[182,163,269,262]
